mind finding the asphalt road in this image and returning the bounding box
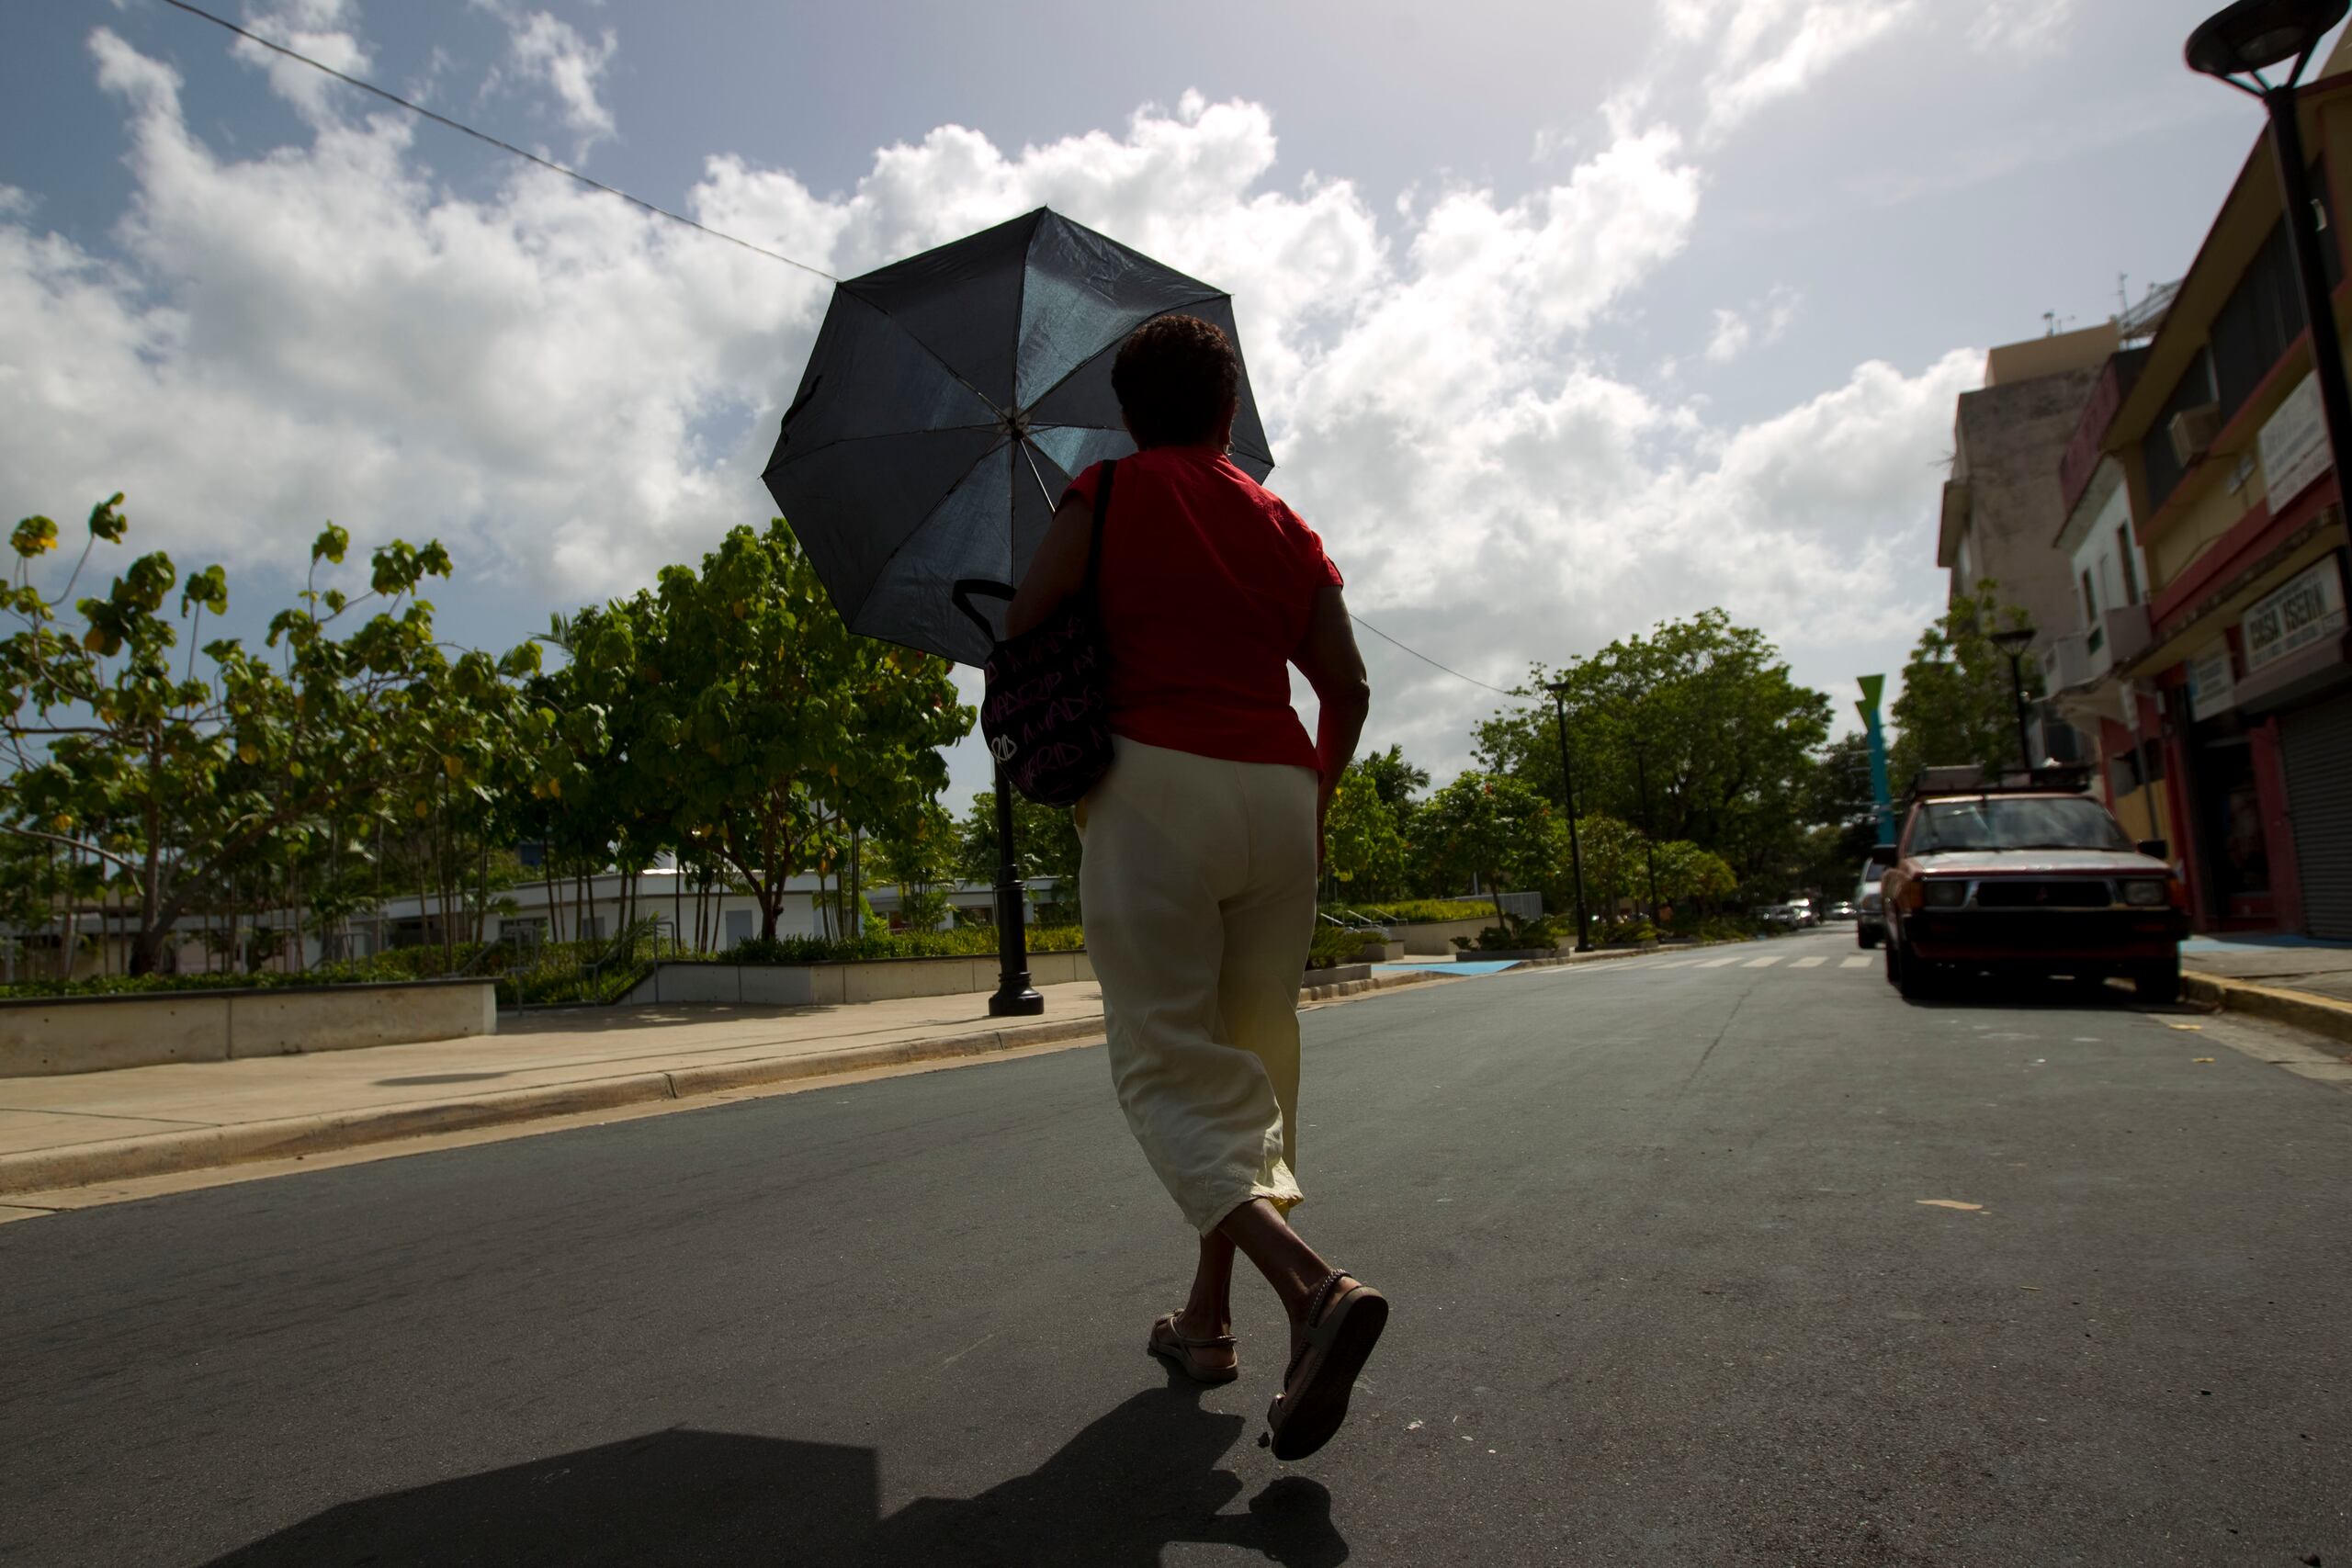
[4,928,2347,1567]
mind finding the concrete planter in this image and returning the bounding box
[619,949,1095,1008]
[1387,918,1494,955]
[1300,963,1374,987]
[1353,939,1408,963]
[0,978,499,1077]
[1455,948,1559,962]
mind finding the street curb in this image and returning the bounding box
[0,1015,1112,1197]
[2182,972,2352,1053]
[0,970,1454,1198]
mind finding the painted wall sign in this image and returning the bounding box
[2240,555,2347,675]
[2256,372,2331,512]
[2187,640,2236,721]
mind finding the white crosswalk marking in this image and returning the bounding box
[1699,956,1745,968]
[1840,955,1872,969]
[1744,956,1781,968]
[1791,956,1826,969]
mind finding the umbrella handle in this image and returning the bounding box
[952,579,1014,647]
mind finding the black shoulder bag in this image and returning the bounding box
[953,458,1118,808]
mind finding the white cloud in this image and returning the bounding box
[1968,0,2079,57]
[232,0,371,124]
[1704,284,1801,362]
[475,4,619,153]
[3,24,1971,794]
[1644,0,1919,141]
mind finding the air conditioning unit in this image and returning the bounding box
[2169,401,2222,467]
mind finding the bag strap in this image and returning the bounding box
[1080,457,1116,604]
[950,457,1118,647]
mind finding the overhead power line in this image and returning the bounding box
[153,0,837,281]
[1350,614,1522,698]
[157,0,1539,700]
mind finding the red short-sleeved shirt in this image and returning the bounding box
[1063,446,1343,772]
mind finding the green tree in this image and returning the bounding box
[1353,744,1430,809]
[609,522,968,943]
[956,791,1082,919]
[1322,763,1410,901]
[868,802,960,931]
[1419,772,1556,925]
[1889,584,2041,787]
[0,495,537,975]
[1476,610,1833,895]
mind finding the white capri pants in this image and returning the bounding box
[1078,738,1321,1235]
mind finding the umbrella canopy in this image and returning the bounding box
[762,208,1274,666]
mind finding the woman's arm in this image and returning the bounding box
[1006,495,1094,638]
[1294,585,1372,819]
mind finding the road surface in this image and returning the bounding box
[4,928,2346,1565]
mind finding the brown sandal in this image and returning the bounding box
[1148,1312,1239,1384]
[1266,1269,1388,1461]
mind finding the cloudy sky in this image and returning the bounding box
[0,0,2310,802]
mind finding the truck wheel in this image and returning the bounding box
[2133,955,2183,1005]
[1857,927,1879,950]
[1883,933,1902,987]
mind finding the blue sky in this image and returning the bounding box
[0,0,2310,803]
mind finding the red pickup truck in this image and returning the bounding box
[1879,786,2188,1003]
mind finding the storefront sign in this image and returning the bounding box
[2257,372,2331,511]
[2241,557,2347,675]
[2188,640,2236,721]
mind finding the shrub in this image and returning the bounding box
[1307,925,1372,971]
[1454,912,1566,953]
[1321,898,1489,925]
[715,925,1085,966]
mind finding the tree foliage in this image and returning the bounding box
[1476,610,1833,897]
[1888,584,2041,787]
[0,495,543,975]
[0,501,974,975]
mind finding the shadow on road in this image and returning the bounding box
[1894,971,2189,1013]
[199,1372,1346,1567]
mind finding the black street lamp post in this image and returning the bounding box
[1546,681,1594,953]
[2188,0,2352,491]
[1989,626,2040,777]
[987,761,1043,1017]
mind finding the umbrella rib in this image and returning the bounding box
[1014,438,1064,511]
[767,423,1001,472]
[844,282,1011,421]
[851,437,1014,638]
[1016,288,1227,414]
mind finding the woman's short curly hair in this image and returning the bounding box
[1111,314,1239,448]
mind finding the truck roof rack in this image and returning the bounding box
[1905,762,2094,801]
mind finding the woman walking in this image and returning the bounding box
[1008,314,1385,1462]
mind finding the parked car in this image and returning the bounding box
[1824,901,1858,921]
[1880,783,2187,1002]
[1854,860,1887,950]
[1784,897,1819,928]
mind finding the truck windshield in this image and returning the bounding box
[1910,796,2134,854]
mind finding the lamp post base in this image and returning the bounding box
[988,983,1046,1017]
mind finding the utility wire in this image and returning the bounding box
[153,0,838,281]
[1350,614,1522,698]
[158,0,1539,702]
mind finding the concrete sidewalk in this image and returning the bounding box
[2181,932,2352,1050]
[0,964,1481,1199]
[0,982,1126,1197]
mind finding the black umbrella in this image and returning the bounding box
[761,209,1276,1018]
[761,207,1274,668]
